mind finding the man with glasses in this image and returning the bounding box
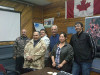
[70,22,96,75]
[14,29,30,74]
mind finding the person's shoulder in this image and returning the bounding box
[25,39,33,47]
[83,32,89,35]
[71,33,77,38]
[82,32,91,37]
[29,39,33,42]
[40,39,45,43]
[44,36,49,39]
[53,43,58,49]
[66,42,72,47]
[16,37,21,40]
[56,34,59,37]
[57,34,59,36]
[50,35,53,39]
[66,43,73,50]
[27,39,33,45]
[40,39,47,46]
[68,43,73,48]
[50,35,52,38]
[26,37,30,40]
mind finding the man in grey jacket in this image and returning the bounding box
[14,29,30,74]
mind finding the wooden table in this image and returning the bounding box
[90,71,100,75]
[22,67,59,75]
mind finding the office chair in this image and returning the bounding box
[0,64,20,75]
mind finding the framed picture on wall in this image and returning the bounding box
[34,23,45,31]
[44,18,54,28]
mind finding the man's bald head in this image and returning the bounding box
[51,25,58,36]
[22,29,27,37]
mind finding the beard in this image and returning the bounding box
[22,34,26,37]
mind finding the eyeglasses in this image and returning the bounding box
[75,25,81,27]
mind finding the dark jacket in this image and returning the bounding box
[70,31,96,63]
[51,42,74,72]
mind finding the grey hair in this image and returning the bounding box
[51,25,58,30]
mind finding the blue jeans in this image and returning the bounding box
[72,61,92,75]
[0,72,4,75]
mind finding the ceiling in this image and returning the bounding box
[24,0,51,6]
[17,0,52,6]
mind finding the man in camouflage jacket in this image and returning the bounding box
[14,29,30,74]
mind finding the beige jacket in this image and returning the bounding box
[23,39,46,69]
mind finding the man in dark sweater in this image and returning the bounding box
[70,22,96,75]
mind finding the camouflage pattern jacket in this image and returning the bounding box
[14,36,30,57]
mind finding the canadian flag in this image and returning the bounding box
[65,0,100,18]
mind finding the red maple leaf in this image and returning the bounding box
[77,0,90,11]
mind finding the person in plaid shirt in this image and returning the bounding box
[51,32,73,73]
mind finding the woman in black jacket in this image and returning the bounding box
[51,32,73,73]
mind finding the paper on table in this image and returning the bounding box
[47,72,57,75]
[47,72,53,74]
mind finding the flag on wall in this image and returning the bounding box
[65,0,100,19]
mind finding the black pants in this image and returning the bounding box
[46,57,52,67]
[16,56,24,74]
[45,58,50,67]
[23,68,38,73]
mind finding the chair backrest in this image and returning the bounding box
[0,45,20,75]
[0,45,15,72]
[95,45,100,58]
[0,45,14,60]
[91,58,100,73]
[96,45,100,52]
[0,64,6,75]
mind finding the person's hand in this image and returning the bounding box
[58,64,63,68]
[26,56,32,61]
[13,56,16,60]
[52,62,56,67]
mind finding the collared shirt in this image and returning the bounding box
[34,39,41,47]
[55,46,61,67]
[41,35,50,48]
[49,34,59,52]
[51,42,73,71]
[77,31,83,38]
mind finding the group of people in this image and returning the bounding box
[13,22,96,75]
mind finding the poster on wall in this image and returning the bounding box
[67,26,76,34]
[34,23,45,31]
[85,16,100,45]
[44,18,54,28]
